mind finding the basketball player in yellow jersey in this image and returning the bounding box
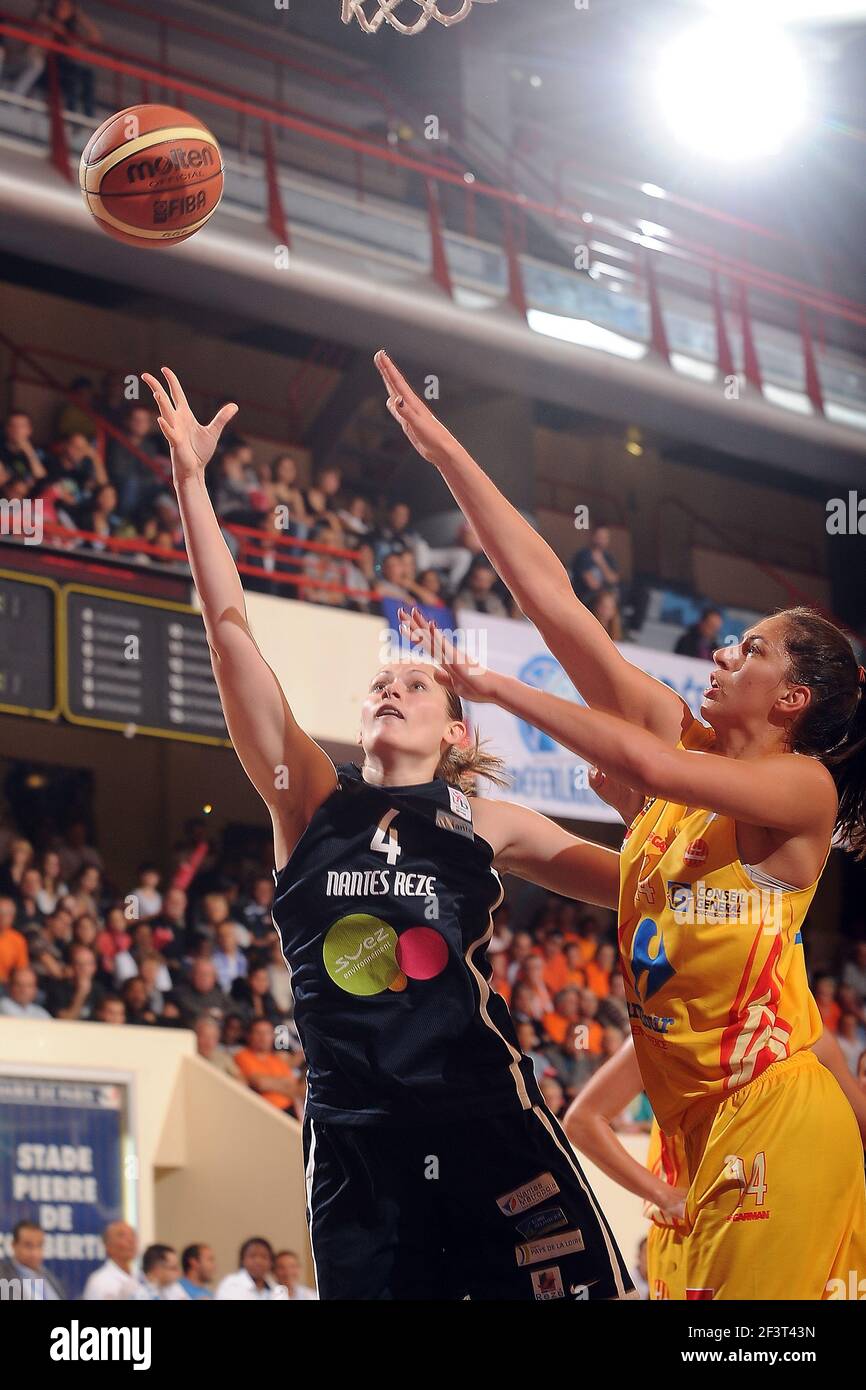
[379,354,866,1299]
[563,1037,689,1301]
[563,1027,866,1302]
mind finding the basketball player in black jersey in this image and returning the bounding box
[143,365,636,1302]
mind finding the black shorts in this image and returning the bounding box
[303,1103,635,1301]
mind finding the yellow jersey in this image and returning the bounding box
[618,716,823,1134]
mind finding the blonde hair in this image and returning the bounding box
[436,685,509,796]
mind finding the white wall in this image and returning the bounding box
[0,1019,311,1286]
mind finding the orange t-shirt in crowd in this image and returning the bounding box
[563,967,586,990]
[543,1014,603,1054]
[234,1048,295,1111]
[584,961,611,998]
[542,952,570,995]
[818,999,841,1034]
[495,978,512,1006]
[572,937,597,965]
[0,928,28,984]
[542,1011,570,1045]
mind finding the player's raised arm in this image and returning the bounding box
[473,798,621,909]
[473,765,640,910]
[143,368,337,866]
[375,351,689,744]
[401,606,837,839]
[483,673,838,837]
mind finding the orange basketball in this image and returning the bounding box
[79,104,224,248]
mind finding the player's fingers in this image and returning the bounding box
[386,396,411,433]
[380,352,414,399]
[403,614,430,650]
[374,349,403,395]
[424,610,453,657]
[377,351,417,407]
[397,605,417,639]
[143,373,176,421]
[156,416,179,445]
[207,402,239,436]
[373,348,392,384]
[404,608,434,655]
[418,611,453,668]
[161,366,190,414]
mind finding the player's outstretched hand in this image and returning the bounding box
[142,367,238,483]
[374,350,460,470]
[397,605,497,704]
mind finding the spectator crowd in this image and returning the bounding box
[0,1218,317,1301]
[3,386,760,658]
[0,391,525,620]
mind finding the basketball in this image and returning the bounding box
[78,104,224,247]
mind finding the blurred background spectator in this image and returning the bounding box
[570,522,621,606]
[674,606,724,660]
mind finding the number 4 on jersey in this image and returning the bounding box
[724,1151,767,1204]
[371,809,402,866]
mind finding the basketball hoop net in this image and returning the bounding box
[342,0,496,36]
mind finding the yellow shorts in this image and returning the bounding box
[680,1050,866,1300]
[647,1222,686,1301]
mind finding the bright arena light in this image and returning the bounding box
[655,20,808,161]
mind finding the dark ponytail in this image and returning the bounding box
[781,607,866,858]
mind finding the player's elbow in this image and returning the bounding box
[516,571,574,626]
[208,625,256,676]
[206,608,252,660]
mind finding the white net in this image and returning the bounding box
[342,0,496,36]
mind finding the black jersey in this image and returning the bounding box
[272,763,541,1126]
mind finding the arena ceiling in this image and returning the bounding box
[155,0,866,295]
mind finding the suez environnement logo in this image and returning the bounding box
[49,1322,152,1371]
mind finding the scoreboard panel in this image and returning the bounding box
[62,585,229,746]
[0,569,59,719]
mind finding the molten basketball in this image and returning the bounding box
[79,105,224,248]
